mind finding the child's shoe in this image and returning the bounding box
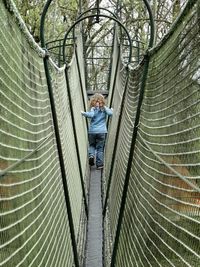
[89,156,94,166]
[96,165,103,170]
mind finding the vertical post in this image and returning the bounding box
[42,57,80,267]
[107,44,120,109]
[103,67,129,216]
[40,1,80,266]
[136,27,140,64]
[64,66,88,218]
[107,25,116,91]
[110,1,154,264]
[96,0,100,23]
[110,55,150,267]
[79,0,82,15]
[74,45,88,118]
[58,40,62,67]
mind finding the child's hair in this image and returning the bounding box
[90,93,106,107]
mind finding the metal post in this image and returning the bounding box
[103,67,129,216]
[64,66,89,219]
[110,0,155,264]
[110,54,150,267]
[40,2,80,266]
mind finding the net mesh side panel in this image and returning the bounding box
[0,1,87,266]
[103,37,128,265]
[103,36,126,201]
[67,39,88,177]
[107,32,120,106]
[59,32,89,264]
[50,62,87,265]
[104,62,144,266]
[75,31,88,109]
[112,1,200,266]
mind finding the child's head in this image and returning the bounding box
[90,93,105,108]
[90,96,97,108]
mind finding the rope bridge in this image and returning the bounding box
[0,0,200,267]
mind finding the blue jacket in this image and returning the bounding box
[82,106,113,133]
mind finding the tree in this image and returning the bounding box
[14,0,79,42]
[14,0,184,90]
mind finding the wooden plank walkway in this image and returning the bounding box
[84,166,103,267]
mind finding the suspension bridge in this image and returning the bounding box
[0,0,200,266]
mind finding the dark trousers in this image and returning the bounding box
[88,133,106,167]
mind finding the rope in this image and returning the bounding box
[4,0,46,57]
[138,132,200,193]
[0,132,54,177]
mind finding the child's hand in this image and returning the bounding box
[81,111,84,114]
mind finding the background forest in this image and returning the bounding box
[14,0,188,90]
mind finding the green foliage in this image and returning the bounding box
[14,0,78,42]
[14,0,44,42]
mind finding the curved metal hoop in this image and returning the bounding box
[62,14,133,64]
[40,0,155,63]
[143,0,155,48]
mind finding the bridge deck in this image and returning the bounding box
[85,166,103,267]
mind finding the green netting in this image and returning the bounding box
[55,32,89,263]
[67,37,88,173]
[103,36,126,265]
[0,1,88,266]
[103,54,144,266]
[103,34,126,194]
[1,0,200,266]
[104,0,200,266]
[49,60,87,265]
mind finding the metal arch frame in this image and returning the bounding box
[40,0,155,57]
[77,2,155,48]
[143,0,155,48]
[62,14,133,66]
[40,0,52,48]
[74,8,119,92]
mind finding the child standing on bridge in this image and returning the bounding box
[81,93,113,169]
